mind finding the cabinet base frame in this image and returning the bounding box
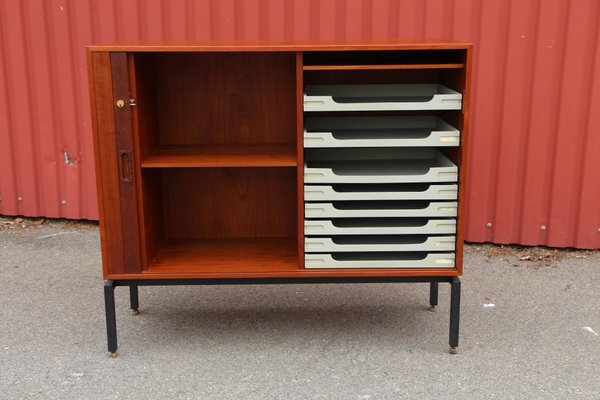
[103,276,461,356]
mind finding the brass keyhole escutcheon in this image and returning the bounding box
[116,99,125,108]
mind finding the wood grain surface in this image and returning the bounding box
[141,145,296,168]
[160,168,296,239]
[88,41,471,278]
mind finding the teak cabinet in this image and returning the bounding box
[87,40,472,355]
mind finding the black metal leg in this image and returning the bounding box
[429,282,439,311]
[129,285,139,315]
[104,281,118,357]
[449,276,461,353]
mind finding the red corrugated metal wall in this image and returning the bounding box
[1,0,599,248]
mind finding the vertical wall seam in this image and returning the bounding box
[19,0,42,214]
[490,0,514,242]
[309,0,319,40]
[515,0,543,244]
[209,0,218,39]
[419,0,427,37]
[112,0,121,39]
[44,0,69,217]
[0,2,19,213]
[42,0,64,217]
[65,0,85,217]
[259,0,269,40]
[234,0,242,40]
[136,0,143,39]
[544,0,572,241]
[446,0,456,37]
[335,0,345,39]
[463,0,483,241]
[362,0,372,38]
[283,0,293,40]
[573,0,600,246]
[387,0,399,39]
[185,0,194,40]
[160,0,167,39]
[88,0,97,43]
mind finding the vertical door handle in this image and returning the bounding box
[118,150,133,183]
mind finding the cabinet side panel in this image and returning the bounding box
[296,52,304,268]
[111,53,143,274]
[454,46,473,275]
[89,52,125,276]
[440,48,471,275]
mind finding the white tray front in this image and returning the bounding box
[305,218,456,235]
[305,201,458,218]
[305,252,455,269]
[304,149,458,184]
[304,116,459,148]
[304,84,462,111]
[305,235,456,252]
[304,183,458,201]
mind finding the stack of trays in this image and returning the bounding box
[303,84,462,269]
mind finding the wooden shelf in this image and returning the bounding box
[146,238,299,273]
[141,144,297,168]
[303,64,464,71]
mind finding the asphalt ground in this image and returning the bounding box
[1,218,599,399]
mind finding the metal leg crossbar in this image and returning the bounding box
[103,276,461,356]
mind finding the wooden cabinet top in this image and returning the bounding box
[87,39,472,52]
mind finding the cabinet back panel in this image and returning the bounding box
[304,70,441,85]
[149,52,296,146]
[160,168,296,239]
[303,50,466,66]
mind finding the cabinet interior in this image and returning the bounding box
[113,47,468,275]
[131,52,299,272]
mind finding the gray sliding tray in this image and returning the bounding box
[304,148,458,184]
[304,116,459,148]
[304,218,456,235]
[304,252,455,269]
[304,84,462,111]
[305,235,456,252]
